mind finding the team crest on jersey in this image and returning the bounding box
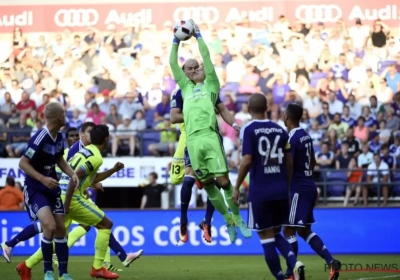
[195,169,203,177]
[57,143,63,152]
[25,148,35,159]
[33,204,38,213]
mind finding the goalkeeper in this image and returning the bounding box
[169,20,251,243]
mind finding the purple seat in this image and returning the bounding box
[142,131,160,141]
[378,60,396,75]
[326,171,347,196]
[310,72,328,88]
[141,140,158,156]
[144,109,155,128]
[313,144,321,154]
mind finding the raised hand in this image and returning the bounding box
[113,162,125,172]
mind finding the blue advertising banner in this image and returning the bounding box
[0,208,398,256]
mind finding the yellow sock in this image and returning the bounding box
[103,247,111,264]
[25,247,44,269]
[68,226,88,247]
[93,229,111,269]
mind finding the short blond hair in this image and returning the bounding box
[44,102,63,120]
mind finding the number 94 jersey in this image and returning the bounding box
[240,120,290,201]
[288,127,316,192]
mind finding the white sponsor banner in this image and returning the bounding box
[0,157,173,187]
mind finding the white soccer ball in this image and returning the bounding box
[173,20,194,41]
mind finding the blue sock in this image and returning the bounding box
[41,236,54,273]
[204,180,221,225]
[285,235,298,275]
[274,234,297,274]
[261,238,284,280]
[180,176,195,225]
[6,222,41,248]
[306,232,333,264]
[109,233,127,262]
[54,237,69,276]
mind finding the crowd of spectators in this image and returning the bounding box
[0,16,400,204]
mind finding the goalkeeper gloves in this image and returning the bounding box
[189,19,202,39]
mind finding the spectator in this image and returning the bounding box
[93,69,116,94]
[220,110,237,155]
[341,106,356,127]
[329,113,349,139]
[154,94,170,123]
[140,172,165,209]
[98,89,117,115]
[145,80,164,108]
[309,121,324,146]
[384,107,400,130]
[303,89,322,119]
[336,142,352,170]
[30,83,46,107]
[0,119,7,155]
[238,63,259,94]
[315,142,335,180]
[0,92,12,121]
[343,158,363,207]
[267,74,290,106]
[69,109,83,130]
[378,120,392,144]
[26,109,39,127]
[0,176,24,210]
[365,153,390,206]
[354,116,369,142]
[317,102,333,130]
[368,95,382,116]
[86,103,106,125]
[342,128,361,158]
[148,114,177,157]
[223,93,236,111]
[112,115,136,156]
[30,119,43,137]
[380,144,396,179]
[131,110,147,132]
[300,109,311,131]
[8,79,23,103]
[37,93,50,120]
[375,78,394,105]
[381,64,400,94]
[5,115,31,157]
[106,104,122,127]
[358,143,374,168]
[16,91,35,119]
[368,132,382,153]
[366,67,380,90]
[6,103,20,128]
[119,92,143,119]
[234,103,251,124]
[345,94,362,119]
[327,91,343,115]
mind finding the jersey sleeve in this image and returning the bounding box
[79,156,103,175]
[215,94,222,105]
[169,43,190,90]
[23,131,44,161]
[197,38,220,92]
[241,126,253,156]
[171,89,183,110]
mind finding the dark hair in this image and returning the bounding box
[248,93,267,114]
[149,172,158,180]
[286,103,303,122]
[90,125,110,145]
[357,116,366,122]
[334,113,341,118]
[343,105,350,110]
[6,176,15,186]
[91,102,99,109]
[341,141,349,147]
[381,143,389,150]
[370,95,377,101]
[66,127,78,138]
[81,121,96,133]
[322,102,329,107]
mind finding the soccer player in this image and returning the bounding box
[20,102,78,280]
[170,62,239,243]
[233,94,305,280]
[1,127,80,262]
[169,20,251,243]
[283,103,341,280]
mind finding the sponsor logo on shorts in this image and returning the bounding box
[85,161,94,172]
[195,169,203,177]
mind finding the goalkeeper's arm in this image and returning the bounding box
[169,38,187,88]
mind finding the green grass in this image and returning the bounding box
[1,255,399,280]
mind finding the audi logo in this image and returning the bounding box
[295,5,342,23]
[173,7,220,24]
[54,9,99,27]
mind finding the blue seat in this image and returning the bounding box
[141,140,158,156]
[142,131,160,142]
[326,171,347,196]
[313,144,321,154]
[144,109,155,128]
[378,60,396,75]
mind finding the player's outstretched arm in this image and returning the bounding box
[169,37,187,88]
[216,102,240,130]
[190,20,219,87]
[93,162,124,184]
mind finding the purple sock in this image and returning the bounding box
[109,233,127,262]
[274,234,297,272]
[41,236,54,273]
[54,237,69,276]
[204,181,221,225]
[6,222,41,248]
[285,235,298,275]
[306,232,333,264]
[180,176,195,225]
[262,239,284,280]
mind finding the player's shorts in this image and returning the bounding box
[286,191,318,227]
[247,199,289,231]
[23,186,65,222]
[186,130,228,182]
[170,134,186,185]
[62,194,104,231]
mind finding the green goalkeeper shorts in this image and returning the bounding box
[186,131,229,182]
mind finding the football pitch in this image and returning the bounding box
[1,255,399,280]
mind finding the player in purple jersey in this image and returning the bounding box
[1,127,79,263]
[67,122,95,161]
[20,102,78,280]
[234,94,305,280]
[283,103,341,280]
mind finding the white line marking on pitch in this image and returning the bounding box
[353,275,400,280]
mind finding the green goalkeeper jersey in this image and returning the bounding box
[169,38,220,139]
